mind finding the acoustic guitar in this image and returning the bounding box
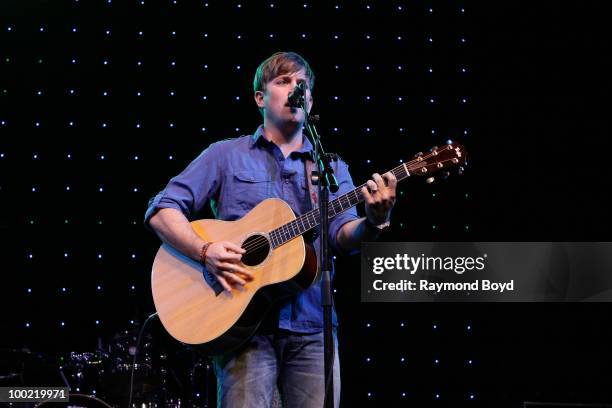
[151,143,467,355]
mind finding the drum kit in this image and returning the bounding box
[0,327,214,408]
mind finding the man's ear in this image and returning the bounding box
[307,94,314,113]
[254,90,265,109]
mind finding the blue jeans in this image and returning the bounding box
[213,329,340,408]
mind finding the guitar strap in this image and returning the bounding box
[304,154,318,210]
[303,154,320,243]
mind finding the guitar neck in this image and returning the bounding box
[268,162,412,249]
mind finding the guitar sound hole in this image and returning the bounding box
[241,234,270,267]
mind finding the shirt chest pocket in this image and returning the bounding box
[233,171,274,210]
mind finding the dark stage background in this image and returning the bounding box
[1,1,611,407]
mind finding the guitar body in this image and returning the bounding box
[151,198,318,356]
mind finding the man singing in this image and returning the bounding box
[145,51,396,407]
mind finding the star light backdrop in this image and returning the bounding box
[1,1,611,407]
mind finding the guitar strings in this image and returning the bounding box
[237,153,461,255]
[237,155,460,255]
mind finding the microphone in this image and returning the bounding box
[287,82,305,108]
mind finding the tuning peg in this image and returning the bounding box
[426,177,435,184]
[457,166,465,176]
[441,171,450,179]
[414,151,423,158]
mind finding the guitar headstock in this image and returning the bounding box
[408,142,467,178]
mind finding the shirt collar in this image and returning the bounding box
[250,124,314,157]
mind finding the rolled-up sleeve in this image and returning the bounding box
[328,159,361,256]
[144,141,223,228]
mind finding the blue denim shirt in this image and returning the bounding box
[145,125,360,333]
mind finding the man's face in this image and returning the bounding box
[255,68,313,127]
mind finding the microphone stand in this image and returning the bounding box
[293,87,339,408]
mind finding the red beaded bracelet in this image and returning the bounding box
[200,241,212,265]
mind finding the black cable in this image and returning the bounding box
[127,312,158,408]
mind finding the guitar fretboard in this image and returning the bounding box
[268,161,414,248]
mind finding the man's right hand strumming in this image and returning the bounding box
[203,241,254,292]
